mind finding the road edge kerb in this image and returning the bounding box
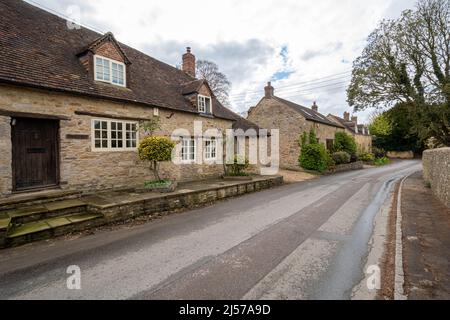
[394,172,417,300]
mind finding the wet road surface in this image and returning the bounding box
[0,160,421,300]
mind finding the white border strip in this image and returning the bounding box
[394,173,413,300]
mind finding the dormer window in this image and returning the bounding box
[198,95,212,114]
[94,55,126,87]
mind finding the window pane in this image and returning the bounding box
[94,120,100,130]
[206,98,211,113]
[102,121,107,130]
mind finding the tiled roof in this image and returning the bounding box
[272,96,345,128]
[0,0,241,123]
[327,114,371,136]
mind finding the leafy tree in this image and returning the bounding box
[347,0,450,146]
[369,113,392,137]
[369,103,425,152]
[138,136,175,181]
[333,132,357,155]
[196,60,232,106]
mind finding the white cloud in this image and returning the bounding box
[27,0,416,123]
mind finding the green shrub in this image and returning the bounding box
[226,155,250,176]
[332,151,351,165]
[372,147,387,159]
[326,151,336,170]
[138,136,176,181]
[299,143,330,172]
[144,179,172,189]
[334,132,357,155]
[359,152,375,163]
[374,156,390,166]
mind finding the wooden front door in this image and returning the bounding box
[12,118,59,191]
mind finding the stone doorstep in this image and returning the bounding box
[0,189,82,209]
[0,214,10,231]
[6,213,103,239]
[4,199,88,225]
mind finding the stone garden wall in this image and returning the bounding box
[423,148,450,208]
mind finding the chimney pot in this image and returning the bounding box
[351,116,358,124]
[182,47,196,77]
[312,101,318,112]
[264,82,274,98]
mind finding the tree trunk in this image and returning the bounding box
[151,161,161,181]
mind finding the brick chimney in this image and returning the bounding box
[343,112,350,121]
[351,116,358,124]
[264,82,274,98]
[311,101,318,112]
[182,47,196,77]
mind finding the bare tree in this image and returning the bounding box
[196,60,232,107]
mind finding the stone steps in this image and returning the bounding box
[0,176,284,248]
[0,190,82,212]
[4,199,88,225]
[4,213,103,247]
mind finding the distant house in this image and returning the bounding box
[247,82,345,170]
[327,112,372,153]
[0,1,259,196]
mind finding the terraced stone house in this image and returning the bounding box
[327,112,372,153]
[0,1,259,196]
[247,82,346,170]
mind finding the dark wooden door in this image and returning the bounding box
[12,118,59,191]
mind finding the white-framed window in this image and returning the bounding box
[92,119,138,151]
[204,138,217,160]
[181,137,196,162]
[94,55,126,87]
[198,95,212,114]
[125,123,137,148]
[93,119,108,149]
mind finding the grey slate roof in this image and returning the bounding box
[272,96,345,128]
[0,0,247,124]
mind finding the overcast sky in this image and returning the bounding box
[26,0,417,123]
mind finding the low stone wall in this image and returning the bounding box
[387,151,414,159]
[331,161,364,173]
[423,148,450,208]
[93,176,284,224]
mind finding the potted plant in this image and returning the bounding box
[223,155,252,180]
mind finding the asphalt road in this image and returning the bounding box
[0,160,422,300]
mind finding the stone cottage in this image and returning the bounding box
[0,1,259,196]
[327,112,372,153]
[247,82,345,170]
